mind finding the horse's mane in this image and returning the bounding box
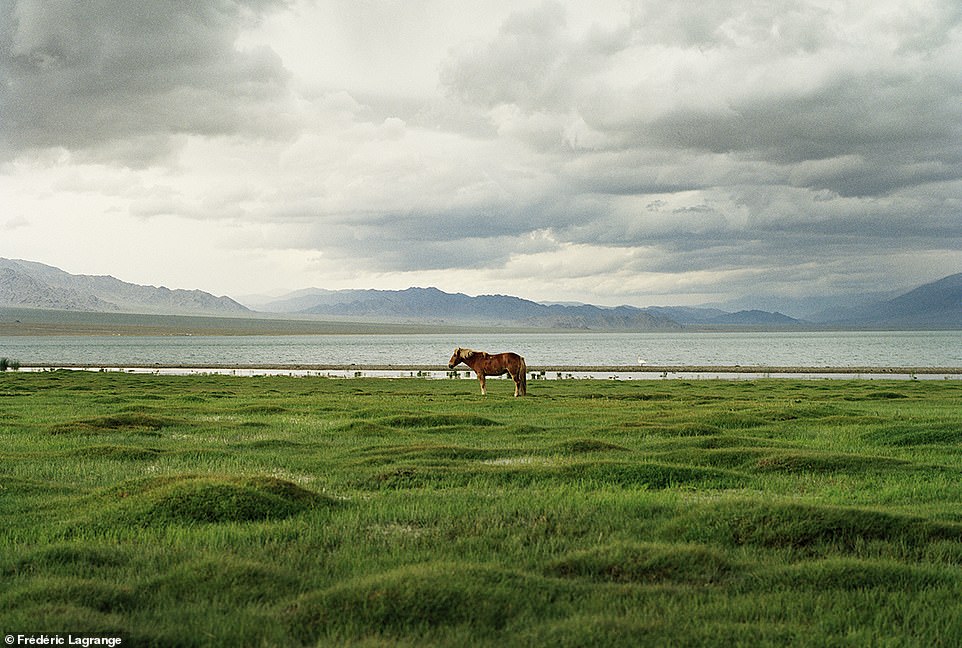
[457,347,478,359]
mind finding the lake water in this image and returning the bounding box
[2,330,960,371]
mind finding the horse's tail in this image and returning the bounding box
[519,355,527,396]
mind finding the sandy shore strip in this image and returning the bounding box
[16,364,962,380]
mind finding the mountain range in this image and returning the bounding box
[810,272,962,328]
[0,258,248,315]
[253,286,681,329]
[1,258,959,329]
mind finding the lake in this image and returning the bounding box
[2,330,960,371]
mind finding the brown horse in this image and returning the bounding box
[448,347,527,397]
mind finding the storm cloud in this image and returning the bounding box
[1,0,960,306]
[0,0,293,161]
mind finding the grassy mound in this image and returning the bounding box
[546,542,736,584]
[553,438,631,453]
[284,562,558,643]
[516,615,803,648]
[0,576,137,616]
[49,412,182,435]
[10,544,129,576]
[103,475,334,525]
[379,414,502,430]
[669,502,962,551]
[363,460,746,491]
[863,421,962,446]
[358,443,506,463]
[758,558,955,591]
[560,461,748,489]
[515,616,665,648]
[752,451,910,474]
[67,445,164,460]
[147,556,298,604]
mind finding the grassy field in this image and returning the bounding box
[2,371,962,646]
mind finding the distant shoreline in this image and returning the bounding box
[2,307,960,336]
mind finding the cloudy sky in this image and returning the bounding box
[1,0,961,308]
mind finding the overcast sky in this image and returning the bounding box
[2,0,961,307]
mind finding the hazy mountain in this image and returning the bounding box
[693,274,960,328]
[644,305,803,326]
[0,259,249,315]
[706,292,896,320]
[703,310,802,326]
[261,286,682,329]
[536,303,681,329]
[243,287,342,313]
[644,306,732,325]
[0,265,117,311]
[822,273,962,328]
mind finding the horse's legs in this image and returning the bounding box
[477,373,487,395]
[509,367,526,397]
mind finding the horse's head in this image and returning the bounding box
[448,347,467,369]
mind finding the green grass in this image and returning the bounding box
[2,372,962,646]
